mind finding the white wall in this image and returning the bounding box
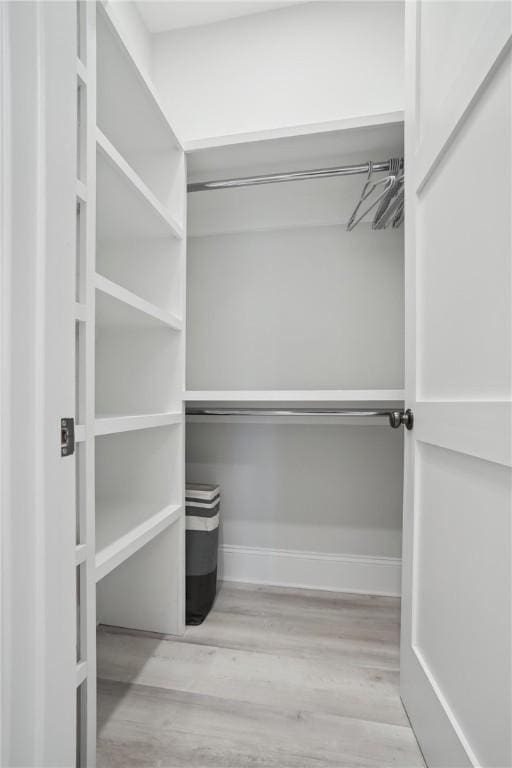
[187,422,403,558]
[187,226,404,390]
[153,1,404,143]
[186,420,403,594]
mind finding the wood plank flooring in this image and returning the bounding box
[97,582,424,768]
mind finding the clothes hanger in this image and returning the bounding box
[372,158,403,229]
[392,192,404,228]
[346,159,401,232]
[373,172,404,230]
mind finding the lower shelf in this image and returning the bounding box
[95,502,183,582]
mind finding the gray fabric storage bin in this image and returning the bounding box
[185,483,220,625]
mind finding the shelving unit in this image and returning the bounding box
[94,0,186,611]
[73,4,187,765]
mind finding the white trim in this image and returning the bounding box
[84,3,98,760]
[0,4,9,761]
[219,544,401,597]
[184,111,404,153]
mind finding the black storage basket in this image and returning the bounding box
[185,483,220,625]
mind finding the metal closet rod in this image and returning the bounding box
[187,159,403,192]
[186,407,413,430]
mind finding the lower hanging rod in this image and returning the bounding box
[187,159,403,193]
[186,407,413,430]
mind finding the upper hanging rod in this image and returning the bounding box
[187,159,403,193]
[187,407,413,430]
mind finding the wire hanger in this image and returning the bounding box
[372,158,402,229]
[346,158,404,232]
[373,173,404,229]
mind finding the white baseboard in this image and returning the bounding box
[218,544,401,597]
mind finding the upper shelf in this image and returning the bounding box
[96,5,185,217]
[96,129,184,242]
[97,3,182,156]
[187,113,404,184]
[185,390,405,405]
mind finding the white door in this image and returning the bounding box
[401,2,512,767]
[1,3,78,766]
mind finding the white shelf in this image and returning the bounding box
[96,128,183,241]
[185,111,404,153]
[95,411,182,437]
[95,273,182,330]
[95,502,183,582]
[185,390,405,403]
[187,112,404,181]
[97,3,182,153]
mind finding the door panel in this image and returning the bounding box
[417,54,511,401]
[415,444,511,768]
[401,3,512,767]
[415,2,511,192]
[418,2,506,136]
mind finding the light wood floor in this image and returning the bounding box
[97,582,425,768]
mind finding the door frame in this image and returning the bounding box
[0,4,77,765]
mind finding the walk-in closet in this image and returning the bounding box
[1,2,511,767]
